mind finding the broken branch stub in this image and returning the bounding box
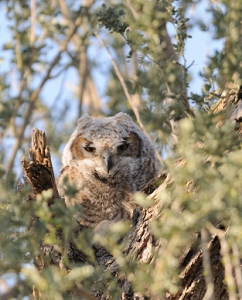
[21,128,59,203]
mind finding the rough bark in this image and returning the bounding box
[21,128,59,203]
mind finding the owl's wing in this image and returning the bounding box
[56,166,70,198]
[57,165,86,199]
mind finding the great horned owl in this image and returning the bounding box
[57,113,159,228]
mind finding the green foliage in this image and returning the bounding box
[0,180,125,298]
[1,0,242,298]
[96,0,194,147]
[124,113,242,298]
[97,4,128,34]
[207,0,242,86]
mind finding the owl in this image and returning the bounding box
[57,112,159,228]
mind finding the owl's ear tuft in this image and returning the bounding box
[114,112,133,123]
[77,114,92,123]
[77,114,93,127]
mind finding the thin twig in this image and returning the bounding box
[85,71,102,116]
[10,68,31,134]
[58,0,72,21]
[58,0,96,119]
[219,234,237,300]
[30,0,36,44]
[78,44,88,118]
[201,227,215,300]
[232,243,242,299]
[94,31,146,133]
[126,0,139,20]
[6,15,84,174]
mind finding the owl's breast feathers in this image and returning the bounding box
[57,164,138,228]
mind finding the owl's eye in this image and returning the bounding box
[117,143,129,152]
[84,146,96,153]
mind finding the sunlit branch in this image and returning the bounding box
[6,15,84,174]
[30,0,36,45]
[201,228,215,300]
[94,31,146,133]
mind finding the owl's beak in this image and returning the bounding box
[103,152,113,173]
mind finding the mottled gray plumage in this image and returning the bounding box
[57,113,159,228]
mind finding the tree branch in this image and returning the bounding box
[78,43,89,118]
[94,31,146,134]
[201,227,215,300]
[6,15,84,175]
[30,0,36,45]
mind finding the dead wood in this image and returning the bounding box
[21,128,59,204]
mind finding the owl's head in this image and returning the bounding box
[62,113,157,177]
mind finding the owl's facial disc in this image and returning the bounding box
[71,133,141,177]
